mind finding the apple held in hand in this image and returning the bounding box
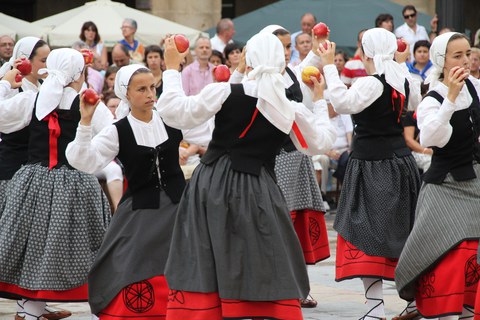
[321,41,329,50]
[213,64,230,82]
[83,88,100,105]
[17,58,32,76]
[81,49,94,65]
[396,39,407,52]
[313,22,330,37]
[301,66,321,85]
[174,34,190,53]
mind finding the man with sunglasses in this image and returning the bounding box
[394,5,429,61]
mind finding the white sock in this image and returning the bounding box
[91,315,99,320]
[16,299,25,317]
[361,278,385,319]
[23,300,46,320]
[439,316,459,320]
[460,305,474,319]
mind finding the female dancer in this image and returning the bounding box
[158,32,334,320]
[319,28,422,319]
[0,48,112,320]
[396,32,480,320]
[66,64,211,319]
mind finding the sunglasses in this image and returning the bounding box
[403,13,416,19]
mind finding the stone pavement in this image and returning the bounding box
[0,213,408,320]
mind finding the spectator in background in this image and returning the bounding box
[119,18,145,63]
[209,49,226,66]
[224,42,242,74]
[470,47,480,79]
[103,91,121,118]
[290,13,316,65]
[406,40,433,83]
[210,18,235,53]
[111,43,132,68]
[102,65,119,98]
[375,13,394,32]
[144,45,164,99]
[289,32,312,67]
[181,37,213,96]
[341,29,368,86]
[0,35,14,66]
[80,21,108,69]
[334,50,348,75]
[394,5,429,61]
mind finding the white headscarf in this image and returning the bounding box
[114,64,150,120]
[35,48,84,120]
[0,36,40,78]
[245,32,294,134]
[362,28,407,96]
[259,24,287,35]
[424,32,458,88]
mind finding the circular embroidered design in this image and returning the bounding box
[168,290,185,304]
[465,254,480,287]
[344,241,364,260]
[418,273,435,298]
[309,217,321,245]
[123,280,155,313]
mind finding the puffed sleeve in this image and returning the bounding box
[181,118,213,147]
[156,70,231,129]
[66,124,120,174]
[290,98,336,156]
[0,80,36,133]
[417,95,456,148]
[323,64,383,114]
[91,101,115,136]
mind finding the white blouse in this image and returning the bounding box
[0,80,113,135]
[66,111,212,175]
[417,76,480,148]
[323,63,421,114]
[157,69,336,157]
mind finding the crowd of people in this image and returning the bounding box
[0,4,479,320]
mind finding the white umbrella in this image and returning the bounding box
[32,0,207,48]
[0,12,43,39]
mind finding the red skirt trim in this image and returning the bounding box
[166,290,302,320]
[99,275,168,320]
[335,235,397,281]
[416,240,479,318]
[290,209,330,264]
[0,281,87,302]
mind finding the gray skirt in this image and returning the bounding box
[275,149,325,212]
[0,163,111,291]
[0,179,8,205]
[395,164,480,301]
[165,154,310,301]
[334,155,421,258]
[88,190,177,314]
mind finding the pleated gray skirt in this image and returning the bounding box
[164,155,310,301]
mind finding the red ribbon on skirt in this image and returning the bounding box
[42,112,61,170]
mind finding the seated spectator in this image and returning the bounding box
[402,110,432,173]
[375,13,394,32]
[119,18,145,63]
[394,5,429,61]
[72,40,104,93]
[210,18,235,53]
[0,35,14,66]
[289,32,312,67]
[111,43,133,68]
[406,40,433,82]
[144,45,164,99]
[470,47,480,79]
[80,21,108,69]
[312,103,353,194]
[102,65,119,98]
[224,42,242,73]
[103,91,121,118]
[209,49,226,66]
[334,50,348,75]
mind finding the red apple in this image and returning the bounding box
[397,39,407,52]
[15,74,23,83]
[321,41,329,50]
[83,88,100,105]
[174,34,190,53]
[17,58,32,76]
[80,49,94,65]
[313,22,330,37]
[213,64,230,82]
[301,66,321,85]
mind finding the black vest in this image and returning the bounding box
[201,84,288,176]
[350,75,411,160]
[423,79,480,184]
[115,117,185,209]
[282,67,304,152]
[27,94,80,169]
[0,87,29,180]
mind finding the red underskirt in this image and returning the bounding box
[0,281,88,302]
